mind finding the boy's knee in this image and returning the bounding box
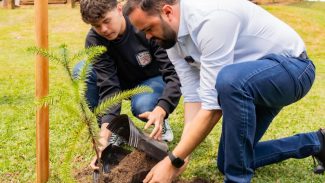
[131,98,156,117]
[72,61,86,78]
[132,103,155,117]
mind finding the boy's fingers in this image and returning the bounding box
[149,123,160,138]
[138,112,150,119]
[90,157,99,170]
[144,118,154,129]
[154,126,162,140]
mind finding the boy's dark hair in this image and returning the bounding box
[124,0,178,16]
[80,0,118,24]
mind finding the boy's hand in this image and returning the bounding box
[139,106,166,140]
[90,123,111,170]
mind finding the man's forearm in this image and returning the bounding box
[181,102,201,140]
[173,109,222,159]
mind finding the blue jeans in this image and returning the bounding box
[72,61,165,119]
[215,54,320,183]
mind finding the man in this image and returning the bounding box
[124,0,325,182]
[76,0,182,170]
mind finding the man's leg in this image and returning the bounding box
[217,106,281,174]
[252,58,322,169]
[216,54,321,182]
[131,75,173,142]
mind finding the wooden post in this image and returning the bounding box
[35,0,49,182]
[67,0,75,8]
[10,0,14,9]
[71,0,75,8]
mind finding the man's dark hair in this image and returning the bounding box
[124,0,178,16]
[80,0,118,24]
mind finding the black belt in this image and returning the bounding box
[298,51,309,59]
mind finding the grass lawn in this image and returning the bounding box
[0,2,324,182]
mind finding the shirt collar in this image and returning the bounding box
[177,0,189,42]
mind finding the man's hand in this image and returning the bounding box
[139,106,166,140]
[90,123,112,170]
[143,156,178,183]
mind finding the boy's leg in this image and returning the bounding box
[131,76,173,142]
[72,61,99,110]
[216,55,320,182]
[73,62,124,146]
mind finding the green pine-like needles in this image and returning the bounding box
[28,44,153,181]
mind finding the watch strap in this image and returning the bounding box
[168,151,185,168]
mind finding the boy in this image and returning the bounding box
[77,0,182,170]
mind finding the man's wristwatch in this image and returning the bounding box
[168,152,185,168]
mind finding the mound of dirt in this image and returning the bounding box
[105,150,157,182]
[75,150,209,183]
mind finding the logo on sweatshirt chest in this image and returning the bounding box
[136,51,152,67]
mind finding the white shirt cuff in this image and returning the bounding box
[199,89,221,110]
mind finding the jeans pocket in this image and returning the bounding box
[297,62,315,100]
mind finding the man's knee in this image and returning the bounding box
[216,65,242,97]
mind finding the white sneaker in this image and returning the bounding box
[109,133,126,146]
[162,120,174,142]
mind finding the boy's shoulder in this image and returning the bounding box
[85,28,113,50]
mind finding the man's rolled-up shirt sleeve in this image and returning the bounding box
[166,47,201,103]
[193,11,241,110]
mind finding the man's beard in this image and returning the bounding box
[155,18,177,49]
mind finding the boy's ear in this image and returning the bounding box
[117,3,123,14]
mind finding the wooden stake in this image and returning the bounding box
[10,0,15,9]
[67,0,76,8]
[71,0,75,8]
[35,0,49,182]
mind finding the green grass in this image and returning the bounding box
[0,2,324,182]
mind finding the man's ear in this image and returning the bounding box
[162,4,174,21]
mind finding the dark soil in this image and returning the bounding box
[176,178,209,183]
[74,165,93,182]
[75,150,209,183]
[105,150,157,182]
